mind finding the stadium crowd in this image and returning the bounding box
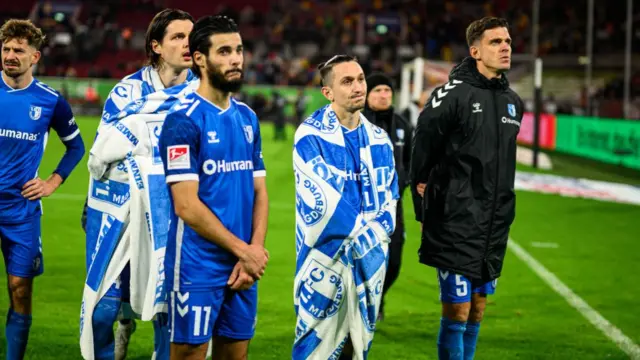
[2,0,639,117]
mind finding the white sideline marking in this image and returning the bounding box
[530,241,559,249]
[509,238,640,359]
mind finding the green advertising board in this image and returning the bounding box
[555,115,640,170]
[38,76,329,118]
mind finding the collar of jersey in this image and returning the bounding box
[194,91,234,114]
[0,72,34,92]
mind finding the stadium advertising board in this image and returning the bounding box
[40,77,329,118]
[38,76,640,171]
[517,112,557,150]
[555,115,640,170]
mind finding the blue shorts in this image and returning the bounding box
[437,269,497,304]
[168,285,258,345]
[0,216,43,278]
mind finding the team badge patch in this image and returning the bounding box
[243,125,253,143]
[167,145,190,170]
[507,104,516,117]
[29,105,42,120]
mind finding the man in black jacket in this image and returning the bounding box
[410,17,523,360]
[362,73,413,321]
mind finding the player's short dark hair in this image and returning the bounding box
[466,17,509,47]
[145,9,194,68]
[188,15,239,77]
[0,19,45,50]
[317,54,358,87]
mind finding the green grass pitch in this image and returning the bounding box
[0,116,638,359]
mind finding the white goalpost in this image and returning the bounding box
[397,57,455,128]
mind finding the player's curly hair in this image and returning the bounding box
[188,15,239,77]
[145,9,194,68]
[465,17,510,47]
[317,54,358,87]
[0,19,46,50]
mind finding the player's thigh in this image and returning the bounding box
[168,288,226,345]
[469,278,497,319]
[170,342,209,360]
[0,216,43,279]
[213,284,257,342]
[472,278,498,297]
[211,336,249,360]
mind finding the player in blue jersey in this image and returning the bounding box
[98,8,197,126]
[83,7,195,231]
[159,15,269,360]
[0,19,85,359]
[83,9,195,360]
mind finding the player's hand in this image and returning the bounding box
[416,183,426,197]
[239,244,269,280]
[21,176,60,200]
[227,262,255,291]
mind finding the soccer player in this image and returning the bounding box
[361,73,413,322]
[82,8,195,360]
[292,55,399,359]
[82,7,195,231]
[159,15,269,360]
[97,8,197,126]
[410,17,524,360]
[0,19,85,359]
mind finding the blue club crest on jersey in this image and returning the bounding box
[507,104,516,117]
[243,125,253,143]
[29,105,42,120]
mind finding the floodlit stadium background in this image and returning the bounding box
[1,1,639,359]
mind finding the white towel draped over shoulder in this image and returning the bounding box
[80,82,197,360]
[292,105,400,360]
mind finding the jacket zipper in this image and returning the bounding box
[484,90,500,264]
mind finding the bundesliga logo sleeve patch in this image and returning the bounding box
[167,145,190,170]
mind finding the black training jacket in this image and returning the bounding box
[410,57,524,282]
[362,106,413,195]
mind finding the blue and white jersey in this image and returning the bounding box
[101,66,196,124]
[0,73,82,223]
[159,93,266,291]
[291,105,399,359]
[342,125,364,209]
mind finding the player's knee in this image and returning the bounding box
[213,339,249,360]
[8,277,31,306]
[469,294,487,322]
[469,302,487,322]
[469,307,485,322]
[223,352,248,360]
[172,342,209,360]
[442,302,471,322]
